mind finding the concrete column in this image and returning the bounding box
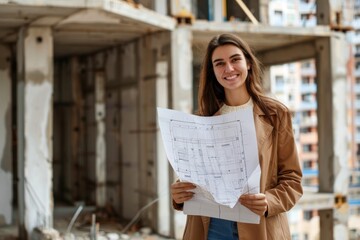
[170,0,192,16]
[316,34,350,240]
[155,61,170,236]
[0,44,12,225]
[171,27,193,239]
[171,27,193,113]
[95,70,106,207]
[17,27,54,239]
[213,0,225,22]
[138,37,158,229]
[317,0,342,26]
[120,42,140,220]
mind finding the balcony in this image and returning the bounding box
[351,34,360,44]
[302,18,317,27]
[302,169,318,177]
[356,133,360,143]
[300,101,317,111]
[355,68,360,77]
[353,19,360,29]
[299,132,318,143]
[299,2,316,14]
[355,100,360,108]
[349,199,360,205]
[300,115,317,127]
[274,83,285,92]
[355,116,360,125]
[300,83,317,93]
[300,67,316,76]
[300,151,318,161]
[354,84,360,93]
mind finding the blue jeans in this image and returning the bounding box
[207,218,239,240]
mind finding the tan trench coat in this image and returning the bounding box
[173,99,303,240]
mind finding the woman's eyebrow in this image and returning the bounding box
[229,53,241,58]
[212,53,242,63]
[212,58,223,64]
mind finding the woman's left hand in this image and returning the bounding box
[239,193,268,216]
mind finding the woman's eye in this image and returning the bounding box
[232,58,241,62]
[215,62,224,67]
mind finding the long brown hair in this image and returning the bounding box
[198,33,275,127]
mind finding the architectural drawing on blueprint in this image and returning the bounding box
[157,107,261,222]
[170,119,251,206]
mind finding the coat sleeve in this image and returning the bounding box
[265,110,303,217]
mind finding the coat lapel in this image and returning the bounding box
[253,104,274,154]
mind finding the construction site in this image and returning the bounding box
[0,0,359,239]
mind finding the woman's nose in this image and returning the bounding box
[225,62,234,72]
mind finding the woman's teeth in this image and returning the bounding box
[225,75,237,80]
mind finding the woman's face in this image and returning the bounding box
[211,44,250,97]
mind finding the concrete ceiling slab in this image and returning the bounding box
[0,0,176,57]
[190,20,333,64]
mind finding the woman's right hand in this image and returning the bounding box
[171,181,196,204]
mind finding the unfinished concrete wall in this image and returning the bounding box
[51,30,173,237]
[53,59,75,203]
[0,44,12,225]
[110,31,174,235]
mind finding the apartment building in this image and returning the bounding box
[269,0,360,239]
[0,0,352,239]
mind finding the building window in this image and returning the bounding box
[303,210,313,220]
[304,233,309,240]
[303,161,312,169]
[302,76,311,84]
[302,93,315,102]
[300,127,310,133]
[302,144,311,152]
[275,75,285,85]
[291,234,299,240]
[356,61,360,70]
[301,61,311,68]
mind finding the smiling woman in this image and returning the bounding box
[170,33,303,240]
[211,44,250,107]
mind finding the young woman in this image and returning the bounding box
[171,33,303,240]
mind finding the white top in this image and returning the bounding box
[219,97,254,115]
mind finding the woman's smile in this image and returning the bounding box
[224,74,239,80]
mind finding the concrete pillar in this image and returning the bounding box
[0,44,12,225]
[120,42,140,220]
[213,0,225,22]
[155,61,170,236]
[17,27,54,239]
[170,0,192,16]
[70,57,83,201]
[171,27,193,239]
[138,37,158,229]
[316,34,350,240]
[136,32,172,235]
[316,0,331,25]
[95,70,106,207]
[171,27,193,113]
[317,0,342,26]
[154,0,168,15]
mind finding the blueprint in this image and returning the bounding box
[157,107,260,223]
